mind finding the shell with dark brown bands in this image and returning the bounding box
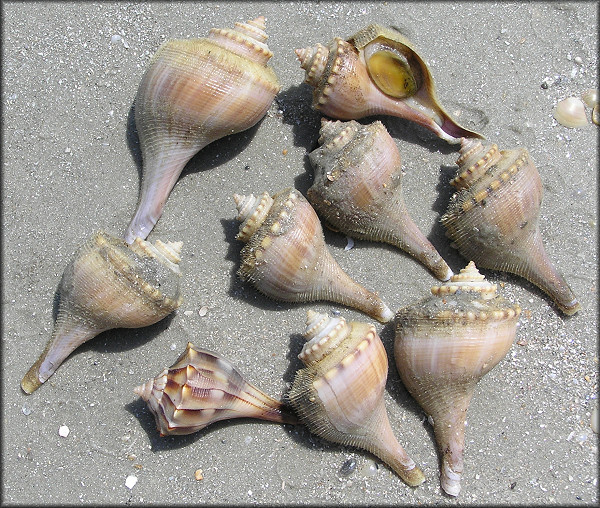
[135,342,297,436]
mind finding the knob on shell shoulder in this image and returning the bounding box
[21,231,184,394]
[394,261,521,496]
[287,310,426,487]
[233,188,394,323]
[441,138,580,315]
[307,118,453,281]
[295,24,483,143]
[124,16,280,243]
[134,342,297,436]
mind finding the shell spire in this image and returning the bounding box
[135,343,297,436]
[288,311,426,487]
[395,261,521,496]
[233,188,394,323]
[442,138,580,315]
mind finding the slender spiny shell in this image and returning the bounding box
[441,138,580,315]
[553,97,588,128]
[21,231,183,394]
[307,118,453,281]
[287,311,425,487]
[124,16,280,243]
[394,262,521,496]
[233,188,394,323]
[295,24,483,144]
[135,342,297,436]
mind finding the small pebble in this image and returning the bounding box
[58,425,70,438]
[183,310,193,316]
[22,406,32,416]
[111,34,122,44]
[170,343,177,351]
[591,405,598,433]
[344,237,355,251]
[198,306,208,317]
[339,458,357,476]
[125,475,138,489]
[574,56,583,65]
[194,469,204,481]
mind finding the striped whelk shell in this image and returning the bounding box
[21,231,183,394]
[135,342,297,436]
[394,261,521,496]
[233,188,394,323]
[287,310,426,487]
[441,138,580,315]
[307,118,453,281]
[124,16,280,243]
[295,24,483,143]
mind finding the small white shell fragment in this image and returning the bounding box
[344,236,355,250]
[198,306,208,316]
[183,310,193,316]
[22,405,32,416]
[553,97,588,128]
[58,425,70,437]
[591,405,599,433]
[125,475,138,489]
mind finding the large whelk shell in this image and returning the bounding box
[135,342,297,436]
[394,261,521,496]
[233,188,394,323]
[287,310,425,487]
[21,231,183,394]
[307,118,453,281]
[295,24,483,143]
[441,138,580,315]
[124,16,280,243]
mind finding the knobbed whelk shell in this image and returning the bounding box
[233,188,394,323]
[295,24,483,143]
[394,262,521,496]
[307,118,453,281]
[441,138,580,315]
[21,231,183,394]
[124,16,280,243]
[135,342,297,436]
[287,310,425,487]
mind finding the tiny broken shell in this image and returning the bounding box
[553,97,588,128]
[582,88,598,108]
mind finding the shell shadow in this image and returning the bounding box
[430,164,465,272]
[125,99,263,192]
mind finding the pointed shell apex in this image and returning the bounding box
[431,261,497,299]
[234,191,274,242]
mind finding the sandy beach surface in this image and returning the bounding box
[2,2,598,505]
